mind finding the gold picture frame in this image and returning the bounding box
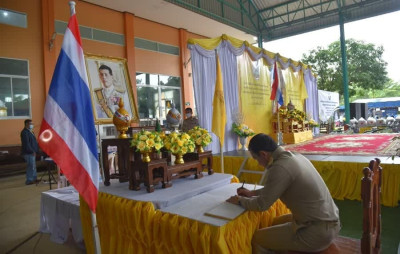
[84,53,139,124]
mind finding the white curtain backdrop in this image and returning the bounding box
[189,37,319,153]
[304,69,320,135]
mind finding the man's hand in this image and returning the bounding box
[237,187,253,197]
[226,195,240,205]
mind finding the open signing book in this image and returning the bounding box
[204,202,245,220]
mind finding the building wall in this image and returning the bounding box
[0,0,206,147]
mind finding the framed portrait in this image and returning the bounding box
[84,54,139,124]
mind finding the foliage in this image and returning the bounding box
[232,123,255,137]
[163,132,195,155]
[131,130,164,152]
[308,119,319,127]
[187,126,212,147]
[278,107,306,122]
[350,80,400,101]
[302,39,389,97]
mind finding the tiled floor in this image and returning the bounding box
[0,174,84,254]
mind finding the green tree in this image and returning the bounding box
[302,39,389,97]
[351,79,400,101]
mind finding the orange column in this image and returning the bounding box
[41,0,57,95]
[123,12,139,126]
[178,28,194,112]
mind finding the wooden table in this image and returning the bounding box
[101,138,132,186]
[129,151,205,193]
[129,157,170,192]
[184,150,213,175]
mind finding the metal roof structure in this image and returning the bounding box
[166,0,400,42]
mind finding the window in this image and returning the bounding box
[136,73,181,126]
[0,58,30,118]
[0,9,27,28]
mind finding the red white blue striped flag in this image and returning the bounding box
[270,62,284,106]
[38,11,99,212]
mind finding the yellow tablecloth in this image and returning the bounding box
[213,156,400,207]
[80,188,290,254]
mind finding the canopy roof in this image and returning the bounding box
[82,0,400,44]
[353,97,400,108]
[166,0,400,42]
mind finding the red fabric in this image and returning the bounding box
[270,62,279,101]
[284,134,397,156]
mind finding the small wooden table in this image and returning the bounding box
[167,160,203,181]
[183,150,213,175]
[129,156,170,193]
[101,138,132,186]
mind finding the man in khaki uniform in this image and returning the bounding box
[227,134,340,253]
[181,107,199,132]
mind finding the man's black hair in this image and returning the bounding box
[185,107,193,113]
[99,64,113,75]
[24,119,32,125]
[248,133,278,154]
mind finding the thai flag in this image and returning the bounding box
[270,62,284,106]
[38,12,99,212]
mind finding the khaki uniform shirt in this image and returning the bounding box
[239,147,339,224]
[181,117,199,132]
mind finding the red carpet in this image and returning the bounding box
[284,133,399,156]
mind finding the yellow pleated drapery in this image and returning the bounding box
[212,156,400,207]
[80,190,290,254]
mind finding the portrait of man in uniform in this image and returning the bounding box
[85,54,139,124]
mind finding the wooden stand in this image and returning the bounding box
[101,138,132,186]
[272,118,312,144]
[129,156,170,193]
[128,150,211,193]
[183,150,214,175]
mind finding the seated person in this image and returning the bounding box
[227,134,340,253]
[181,107,199,132]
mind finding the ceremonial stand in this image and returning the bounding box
[127,150,211,193]
[129,152,170,192]
[101,138,132,186]
[183,150,214,175]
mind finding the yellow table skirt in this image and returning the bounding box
[213,156,400,207]
[80,190,290,254]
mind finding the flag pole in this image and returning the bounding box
[276,100,283,146]
[220,140,224,173]
[69,2,101,253]
[90,208,101,254]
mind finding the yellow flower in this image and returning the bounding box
[146,139,155,147]
[154,143,162,150]
[170,145,180,154]
[177,139,184,147]
[137,141,147,151]
[181,146,188,154]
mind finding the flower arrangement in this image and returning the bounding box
[163,132,195,155]
[232,123,255,137]
[130,130,164,153]
[308,119,320,128]
[187,126,212,147]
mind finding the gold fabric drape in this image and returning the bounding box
[80,191,290,254]
[212,156,400,207]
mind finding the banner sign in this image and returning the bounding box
[237,53,272,134]
[318,90,339,122]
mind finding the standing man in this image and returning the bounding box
[227,133,340,253]
[181,107,199,132]
[94,64,125,118]
[20,119,39,185]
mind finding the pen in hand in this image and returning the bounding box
[241,181,245,189]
